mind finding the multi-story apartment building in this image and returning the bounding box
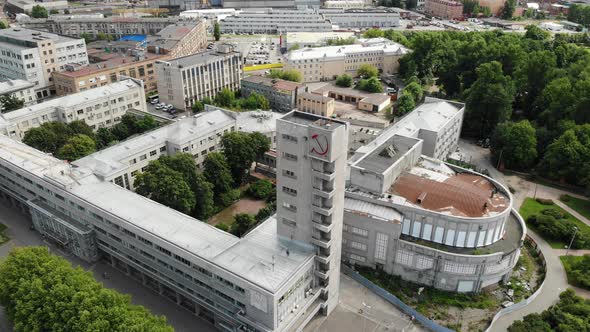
[0,109,347,332]
[146,21,208,58]
[219,8,400,35]
[0,28,88,99]
[222,0,320,8]
[155,45,243,110]
[0,79,37,106]
[285,38,409,83]
[342,99,526,293]
[74,108,281,190]
[220,9,333,35]
[424,0,464,19]
[0,79,145,140]
[241,75,306,113]
[20,17,184,40]
[52,51,165,96]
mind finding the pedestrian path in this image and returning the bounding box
[554,199,590,228]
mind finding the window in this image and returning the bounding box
[282,202,297,212]
[282,218,296,227]
[139,155,147,161]
[350,254,366,262]
[282,186,297,196]
[150,150,157,156]
[156,245,171,256]
[282,169,296,179]
[374,233,388,260]
[350,241,367,251]
[351,226,368,237]
[160,146,166,152]
[282,152,297,161]
[395,249,413,266]
[281,134,298,142]
[443,262,476,275]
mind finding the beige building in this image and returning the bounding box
[155,45,243,110]
[53,52,166,96]
[285,38,409,83]
[296,91,335,117]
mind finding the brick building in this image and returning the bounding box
[424,0,463,19]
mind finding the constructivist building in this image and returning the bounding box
[0,79,146,141]
[74,108,282,190]
[284,38,409,83]
[342,98,526,292]
[219,8,332,35]
[0,28,88,99]
[155,44,243,110]
[0,109,347,332]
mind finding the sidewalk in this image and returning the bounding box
[554,199,590,227]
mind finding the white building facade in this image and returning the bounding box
[0,79,37,106]
[0,28,88,99]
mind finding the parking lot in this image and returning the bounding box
[145,99,189,121]
[219,35,284,65]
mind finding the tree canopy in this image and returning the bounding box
[0,246,173,332]
[268,69,303,83]
[0,95,24,112]
[356,77,384,93]
[203,152,234,203]
[221,132,271,184]
[30,5,48,18]
[357,64,379,79]
[491,120,538,170]
[335,74,353,87]
[213,21,221,41]
[56,134,96,161]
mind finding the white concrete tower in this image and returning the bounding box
[275,111,348,315]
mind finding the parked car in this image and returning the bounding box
[155,105,163,110]
[150,99,159,104]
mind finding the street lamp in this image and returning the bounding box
[566,226,578,256]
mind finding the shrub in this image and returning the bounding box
[540,208,565,219]
[219,189,241,207]
[246,179,274,200]
[216,223,229,232]
[535,198,554,205]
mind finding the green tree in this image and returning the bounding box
[231,213,256,237]
[568,4,590,27]
[515,51,557,118]
[241,92,270,110]
[221,132,257,183]
[96,127,117,149]
[539,124,590,184]
[134,160,196,214]
[31,5,48,18]
[383,30,409,45]
[214,88,235,107]
[56,134,96,161]
[203,152,234,202]
[135,115,158,132]
[0,247,173,332]
[67,120,95,138]
[463,61,515,138]
[524,25,550,40]
[64,8,70,14]
[214,21,221,41]
[501,0,516,19]
[335,74,353,87]
[192,100,204,113]
[326,37,356,46]
[216,223,229,231]
[246,179,274,200]
[49,9,58,14]
[0,21,9,29]
[395,92,416,116]
[96,32,108,40]
[192,173,216,220]
[364,28,385,38]
[250,132,271,160]
[0,94,24,112]
[23,122,71,154]
[357,77,384,93]
[80,32,92,43]
[268,69,303,83]
[481,6,492,16]
[357,64,379,78]
[403,81,423,103]
[491,120,537,170]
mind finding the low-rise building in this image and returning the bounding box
[282,31,356,52]
[155,45,243,110]
[285,38,409,83]
[74,108,281,190]
[0,28,88,99]
[5,0,67,14]
[424,0,464,20]
[319,8,401,29]
[241,75,306,113]
[0,79,37,106]
[296,91,335,117]
[52,49,165,95]
[220,8,333,35]
[0,79,146,140]
[146,21,208,58]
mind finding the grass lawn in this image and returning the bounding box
[561,195,590,221]
[560,255,590,290]
[520,197,590,249]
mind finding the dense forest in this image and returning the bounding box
[382,27,590,190]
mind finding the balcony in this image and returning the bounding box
[311,236,332,249]
[312,169,336,181]
[315,253,331,264]
[312,220,333,233]
[315,269,329,280]
[312,204,334,216]
[312,186,335,199]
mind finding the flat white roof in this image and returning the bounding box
[0,134,313,293]
[0,80,142,126]
[0,79,35,95]
[286,31,355,44]
[344,196,402,222]
[354,98,463,156]
[287,38,408,61]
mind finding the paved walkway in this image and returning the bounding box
[554,199,590,227]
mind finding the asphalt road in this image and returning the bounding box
[0,202,216,332]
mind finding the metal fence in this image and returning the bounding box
[341,265,454,332]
